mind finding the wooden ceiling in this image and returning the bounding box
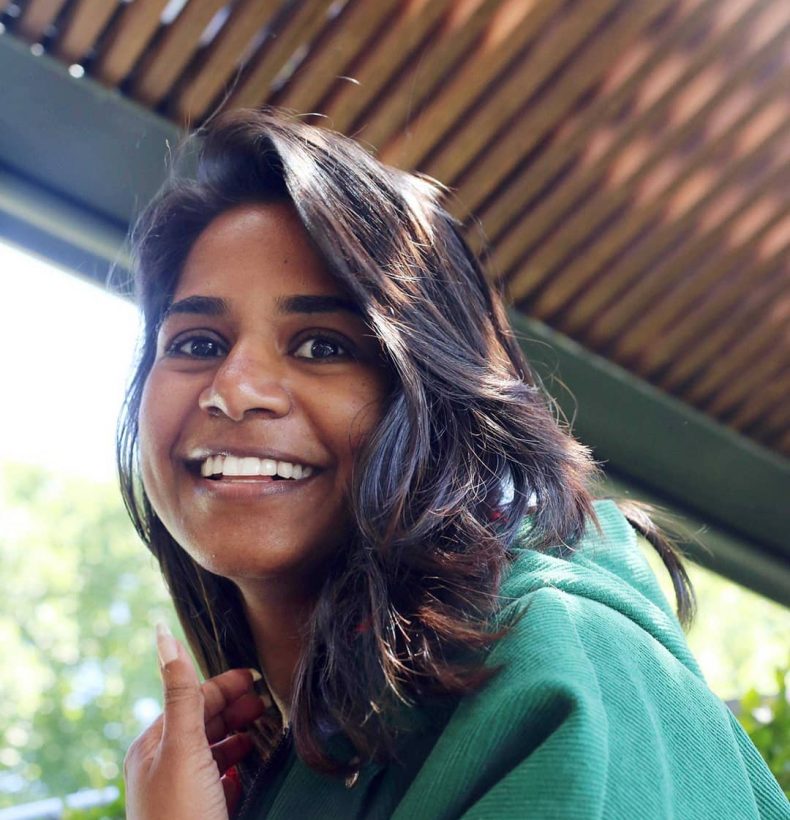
[2,0,788,458]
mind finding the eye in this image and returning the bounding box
[293,334,352,361]
[167,334,227,359]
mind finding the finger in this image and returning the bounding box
[205,691,266,745]
[211,732,255,774]
[140,670,262,743]
[156,622,205,742]
[200,668,262,723]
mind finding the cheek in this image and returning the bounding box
[138,373,178,495]
[343,377,389,453]
[137,389,160,497]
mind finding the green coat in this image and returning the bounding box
[236,500,789,818]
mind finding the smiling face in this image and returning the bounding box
[138,203,391,591]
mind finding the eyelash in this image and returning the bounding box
[165,331,355,362]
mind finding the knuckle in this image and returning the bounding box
[123,716,163,777]
[164,680,203,706]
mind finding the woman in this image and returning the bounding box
[118,109,786,818]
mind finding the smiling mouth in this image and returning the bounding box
[186,454,317,481]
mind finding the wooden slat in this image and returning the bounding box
[527,73,787,330]
[173,0,283,123]
[677,303,788,410]
[321,0,454,135]
[615,187,790,372]
[419,0,618,187]
[54,0,118,64]
[449,0,673,220]
[729,371,790,434]
[754,397,790,445]
[504,4,789,305]
[467,0,719,254]
[690,335,789,416]
[379,0,564,169]
[563,107,789,346]
[635,210,790,379]
[224,0,337,111]
[93,0,171,86]
[355,0,503,150]
[498,0,778,291]
[763,388,790,439]
[702,322,790,414]
[604,155,790,362]
[657,247,789,393]
[656,267,788,398]
[132,0,228,107]
[274,0,401,114]
[580,117,790,350]
[16,0,68,41]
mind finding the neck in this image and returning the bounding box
[237,578,317,726]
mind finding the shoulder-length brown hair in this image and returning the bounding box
[117,108,693,776]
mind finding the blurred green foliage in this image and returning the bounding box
[0,462,174,808]
[737,664,790,797]
[61,779,124,819]
[1,461,788,815]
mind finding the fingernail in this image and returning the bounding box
[156,622,178,666]
[248,668,263,683]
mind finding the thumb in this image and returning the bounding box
[156,622,205,742]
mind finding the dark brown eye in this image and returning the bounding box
[293,335,351,361]
[169,335,226,358]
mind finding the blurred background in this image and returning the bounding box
[0,0,788,814]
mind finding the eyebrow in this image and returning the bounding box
[162,293,362,321]
[162,295,229,320]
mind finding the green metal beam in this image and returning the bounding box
[599,471,790,608]
[0,30,180,282]
[510,311,790,575]
[0,162,131,287]
[0,30,786,605]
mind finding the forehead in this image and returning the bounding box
[174,202,346,303]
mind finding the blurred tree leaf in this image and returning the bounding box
[62,779,125,819]
[736,662,790,797]
[0,462,175,807]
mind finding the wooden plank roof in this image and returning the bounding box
[1,0,788,460]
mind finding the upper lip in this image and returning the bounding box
[183,445,322,469]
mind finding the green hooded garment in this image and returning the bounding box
[235,499,789,819]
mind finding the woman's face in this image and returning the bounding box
[139,203,390,587]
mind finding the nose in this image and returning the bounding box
[198,343,291,422]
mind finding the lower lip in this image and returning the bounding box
[191,472,321,499]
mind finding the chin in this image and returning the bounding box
[181,531,336,588]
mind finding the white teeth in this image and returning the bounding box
[239,457,260,476]
[223,455,241,476]
[199,455,313,479]
[276,461,294,479]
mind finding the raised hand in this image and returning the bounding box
[124,623,265,820]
